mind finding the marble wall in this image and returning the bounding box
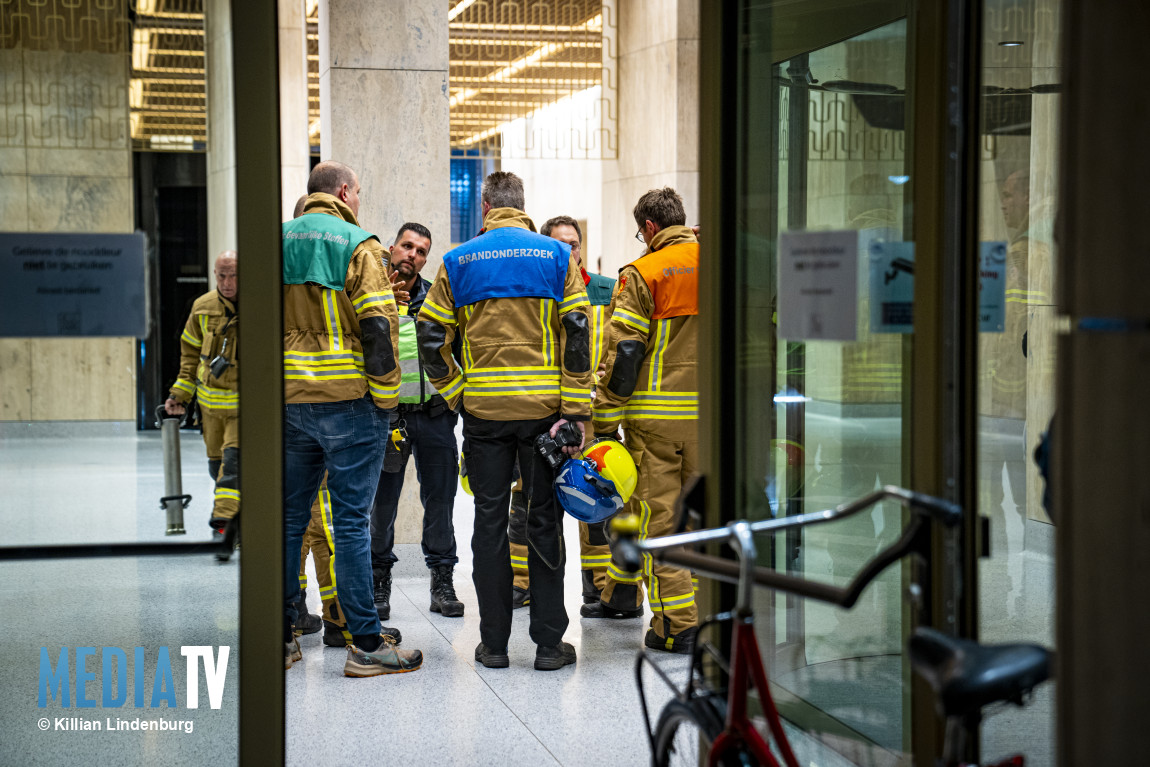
[0,26,136,421]
[279,0,311,220]
[318,0,450,274]
[600,0,699,278]
[319,0,450,542]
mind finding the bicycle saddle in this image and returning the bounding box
[908,627,1051,718]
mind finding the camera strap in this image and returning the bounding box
[524,450,565,572]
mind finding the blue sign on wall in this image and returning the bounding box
[0,232,147,337]
[979,241,1007,333]
[868,240,915,334]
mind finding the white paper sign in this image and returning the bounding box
[778,230,858,341]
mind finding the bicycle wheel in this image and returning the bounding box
[653,696,755,767]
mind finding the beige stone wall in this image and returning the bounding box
[278,0,311,220]
[0,4,135,421]
[600,0,698,277]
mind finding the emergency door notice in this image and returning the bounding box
[778,230,858,342]
[0,232,147,337]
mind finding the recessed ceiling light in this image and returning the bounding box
[999,40,1024,47]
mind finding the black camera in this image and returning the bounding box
[534,421,582,470]
[209,355,231,379]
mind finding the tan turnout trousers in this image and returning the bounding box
[298,478,349,638]
[600,426,699,641]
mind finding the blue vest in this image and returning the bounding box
[443,227,569,307]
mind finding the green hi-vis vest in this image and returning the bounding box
[586,271,616,306]
[282,213,378,289]
[397,306,434,404]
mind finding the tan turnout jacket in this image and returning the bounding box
[282,194,401,409]
[593,226,699,441]
[417,208,593,422]
[169,290,239,413]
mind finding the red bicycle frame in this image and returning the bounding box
[708,620,800,767]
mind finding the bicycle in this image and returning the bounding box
[610,485,1052,767]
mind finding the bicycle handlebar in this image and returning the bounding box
[611,485,960,611]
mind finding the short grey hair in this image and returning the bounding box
[308,161,357,196]
[481,171,525,211]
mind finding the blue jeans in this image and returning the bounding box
[284,396,388,638]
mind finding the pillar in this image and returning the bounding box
[206,0,238,272]
[601,0,699,277]
[318,0,450,272]
[319,0,450,544]
[278,0,311,218]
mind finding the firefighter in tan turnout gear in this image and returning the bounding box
[592,187,701,653]
[418,171,591,671]
[165,250,240,543]
[507,215,621,614]
[280,161,420,676]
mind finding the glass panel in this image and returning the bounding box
[977,0,1060,764]
[733,5,914,763]
[0,0,238,761]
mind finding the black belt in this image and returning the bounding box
[398,400,450,417]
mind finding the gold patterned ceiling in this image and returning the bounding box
[119,0,611,155]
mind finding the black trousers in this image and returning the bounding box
[463,412,568,649]
[370,408,460,570]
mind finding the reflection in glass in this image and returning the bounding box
[734,10,913,762]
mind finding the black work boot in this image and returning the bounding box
[512,585,530,609]
[373,567,392,621]
[429,565,465,617]
[293,593,322,635]
[324,620,402,647]
[581,570,602,605]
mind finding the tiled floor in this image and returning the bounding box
[1,419,1056,766]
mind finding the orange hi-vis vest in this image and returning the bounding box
[632,242,699,319]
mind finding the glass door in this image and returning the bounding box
[701,1,953,764]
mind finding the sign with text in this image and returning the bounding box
[978,241,1007,333]
[868,240,915,334]
[0,232,147,337]
[778,230,858,341]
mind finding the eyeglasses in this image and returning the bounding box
[634,229,645,243]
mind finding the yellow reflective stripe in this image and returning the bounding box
[648,319,670,391]
[640,501,654,597]
[368,381,400,399]
[298,575,308,589]
[197,386,239,409]
[283,349,364,359]
[613,308,650,333]
[353,291,394,312]
[420,299,456,324]
[540,299,555,367]
[592,305,606,370]
[561,386,592,399]
[607,562,642,583]
[465,366,561,380]
[318,484,339,594]
[466,384,560,397]
[559,294,590,313]
[581,555,611,568]
[181,328,202,347]
[319,587,336,599]
[198,314,208,336]
[323,289,343,351]
[284,367,364,380]
[172,379,197,396]
[439,374,465,401]
[214,488,240,500]
[657,593,696,609]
